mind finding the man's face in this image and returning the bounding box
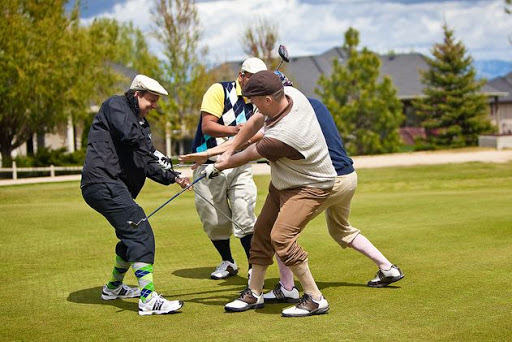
[136,92,160,117]
[239,71,255,89]
[249,95,271,115]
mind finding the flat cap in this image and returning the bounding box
[242,70,284,97]
[130,74,168,96]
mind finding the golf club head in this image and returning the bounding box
[278,44,289,63]
[127,220,140,228]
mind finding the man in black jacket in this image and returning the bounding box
[81,74,190,316]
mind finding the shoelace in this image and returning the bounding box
[297,294,312,306]
[239,287,252,299]
[216,261,233,272]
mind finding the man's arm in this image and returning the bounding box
[215,143,262,171]
[201,112,241,137]
[221,112,265,158]
[179,131,264,169]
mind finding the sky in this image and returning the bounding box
[75,0,512,66]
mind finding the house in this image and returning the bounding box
[478,71,512,149]
[221,47,507,145]
[487,71,512,134]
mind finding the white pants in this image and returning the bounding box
[193,164,257,240]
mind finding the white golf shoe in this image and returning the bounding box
[101,284,140,300]
[225,287,264,312]
[138,292,183,316]
[367,265,404,288]
[211,260,238,280]
[263,282,300,303]
[281,294,329,317]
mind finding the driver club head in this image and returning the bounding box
[278,44,289,63]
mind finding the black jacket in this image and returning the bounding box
[81,92,178,198]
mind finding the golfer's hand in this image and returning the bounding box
[154,150,173,170]
[178,152,208,170]
[215,154,231,172]
[230,124,243,136]
[175,176,191,189]
[202,164,220,179]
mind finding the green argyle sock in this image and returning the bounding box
[133,262,155,303]
[106,255,131,289]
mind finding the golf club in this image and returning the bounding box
[127,174,206,228]
[192,187,249,235]
[276,44,290,71]
[175,159,269,168]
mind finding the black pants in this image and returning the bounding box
[82,182,155,263]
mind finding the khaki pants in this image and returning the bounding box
[250,183,331,267]
[193,164,256,240]
[314,171,360,248]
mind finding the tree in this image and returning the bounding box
[316,27,404,156]
[506,0,512,14]
[0,0,163,166]
[413,24,492,148]
[241,17,280,69]
[0,0,79,166]
[153,0,213,155]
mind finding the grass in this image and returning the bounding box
[1,162,511,341]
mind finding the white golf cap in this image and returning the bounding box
[241,57,267,74]
[130,74,168,96]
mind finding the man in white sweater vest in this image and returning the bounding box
[203,70,336,317]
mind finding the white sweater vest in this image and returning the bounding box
[264,87,336,190]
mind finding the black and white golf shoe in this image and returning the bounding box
[367,265,404,288]
[281,294,329,317]
[263,282,300,303]
[225,287,264,312]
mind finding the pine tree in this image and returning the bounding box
[413,24,492,148]
[316,27,404,156]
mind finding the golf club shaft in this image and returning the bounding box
[175,160,269,168]
[192,187,248,235]
[145,174,206,221]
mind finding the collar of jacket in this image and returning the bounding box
[125,91,141,118]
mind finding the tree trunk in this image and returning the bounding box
[37,132,46,151]
[26,137,34,156]
[1,145,12,168]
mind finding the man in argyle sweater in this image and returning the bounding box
[191,57,267,280]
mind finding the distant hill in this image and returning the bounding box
[473,60,512,80]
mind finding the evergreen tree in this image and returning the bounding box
[316,27,404,156]
[413,24,492,148]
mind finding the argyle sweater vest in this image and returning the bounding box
[192,81,254,155]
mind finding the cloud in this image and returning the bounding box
[82,0,512,62]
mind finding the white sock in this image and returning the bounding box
[349,234,392,270]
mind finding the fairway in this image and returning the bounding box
[1,162,511,341]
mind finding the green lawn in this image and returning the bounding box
[1,162,511,341]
